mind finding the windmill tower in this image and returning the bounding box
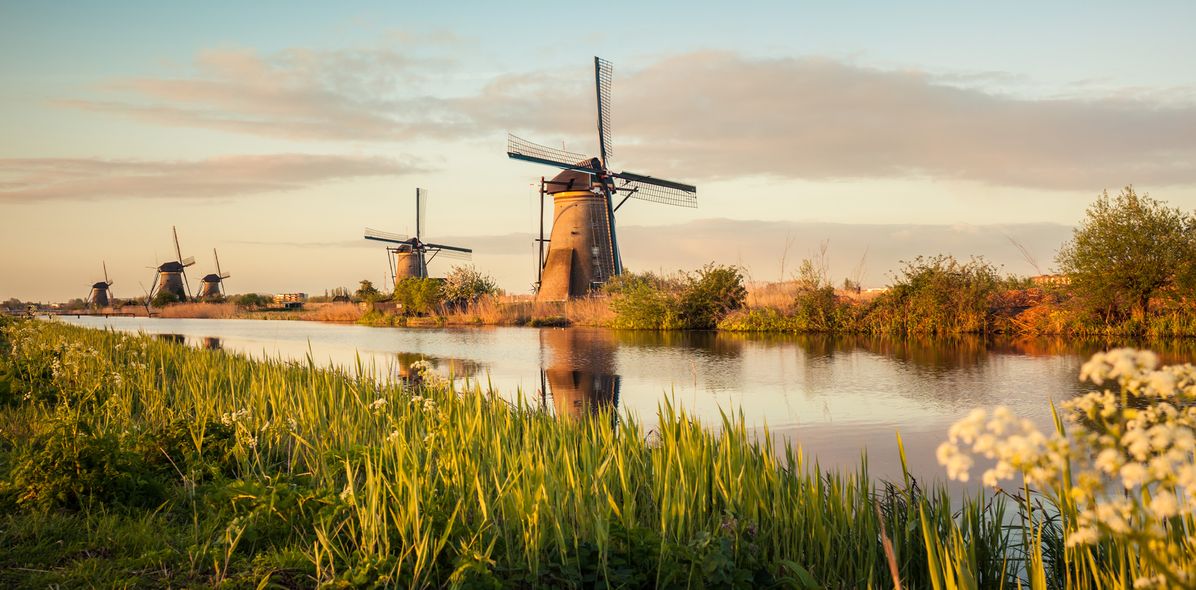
[86,262,114,309]
[197,249,231,300]
[148,226,195,303]
[364,188,473,286]
[507,56,698,301]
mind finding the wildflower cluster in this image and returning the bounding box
[939,348,1196,586]
[409,359,450,389]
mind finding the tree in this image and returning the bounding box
[355,280,382,302]
[233,293,271,309]
[1057,187,1196,320]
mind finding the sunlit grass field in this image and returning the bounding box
[0,318,1190,588]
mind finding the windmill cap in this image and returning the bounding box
[91,281,110,289]
[158,261,185,272]
[201,274,221,282]
[545,169,595,194]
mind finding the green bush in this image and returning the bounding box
[441,266,498,306]
[675,264,748,329]
[609,265,746,330]
[392,277,444,315]
[864,255,1006,334]
[233,293,271,309]
[151,291,180,307]
[608,273,678,329]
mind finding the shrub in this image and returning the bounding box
[607,273,677,329]
[233,293,271,309]
[441,266,498,306]
[676,264,747,329]
[608,265,746,330]
[151,291,180,307]
[864,255,1006,334]
[392,278,444,316]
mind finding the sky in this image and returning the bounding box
[3,1,1196,301]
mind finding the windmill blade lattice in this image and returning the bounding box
[617,179,698,208]
[507,134,596,171]
[417,188,428,240]
[595,57,613,164]
[364,228,411,244]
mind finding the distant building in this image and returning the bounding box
[1031,274,1071,287]
[273,293,308,304]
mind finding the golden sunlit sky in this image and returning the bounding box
[3,1,1196,301]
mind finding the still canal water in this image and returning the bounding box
[58,316,1192,485]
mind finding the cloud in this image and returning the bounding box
[63,49,1196,189]
[0,153,418,202]
[61,47,468,141]
[473,53,1196,189]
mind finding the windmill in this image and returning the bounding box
[197,249,231,300]
[507,56,697,301]
[148,226,195,303]
[86,262,114,309]
[364,188,472,286]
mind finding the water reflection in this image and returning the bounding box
[155,333,185,344]
[58,315,1196,484]
[392,351,482,384]
[541,328,621,419]
[201,336,223,350]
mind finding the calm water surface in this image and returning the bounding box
[57,316,1194,485]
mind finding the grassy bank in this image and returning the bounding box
[1,318,1190,588]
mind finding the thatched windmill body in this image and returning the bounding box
[86,262,114,309]
[148,226,195,302]
[364,188,473,286]
[197,249,230,300]
[507,57,698,301]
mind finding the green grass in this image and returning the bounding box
[0,318,1187,588]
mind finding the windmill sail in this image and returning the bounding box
[364,228,411,244]
[507,134,597,173]
[417,188,428,240]
[595,57,613,165]
[613,172,698,208]
[215,249,230,279]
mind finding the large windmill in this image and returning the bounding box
[364,188,472,285]
[86,262,114,309]
[148,226,194,303]
[197,249,231,300]
[507,56,698,301]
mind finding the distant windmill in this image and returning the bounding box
[148,226,195,303]
[197,249,231,300]
[507,56,697,301]
[86,262,114,309]
[364,188,472,285]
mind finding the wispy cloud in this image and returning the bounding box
[474,53,1196,189]
[0,153,418,202]
[62,49,1196,189]
[61,47,467,141]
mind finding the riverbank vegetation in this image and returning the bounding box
[1,319,1191,587]
[79,187,1196,337]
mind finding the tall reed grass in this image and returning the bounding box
[0,319,1189,587]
